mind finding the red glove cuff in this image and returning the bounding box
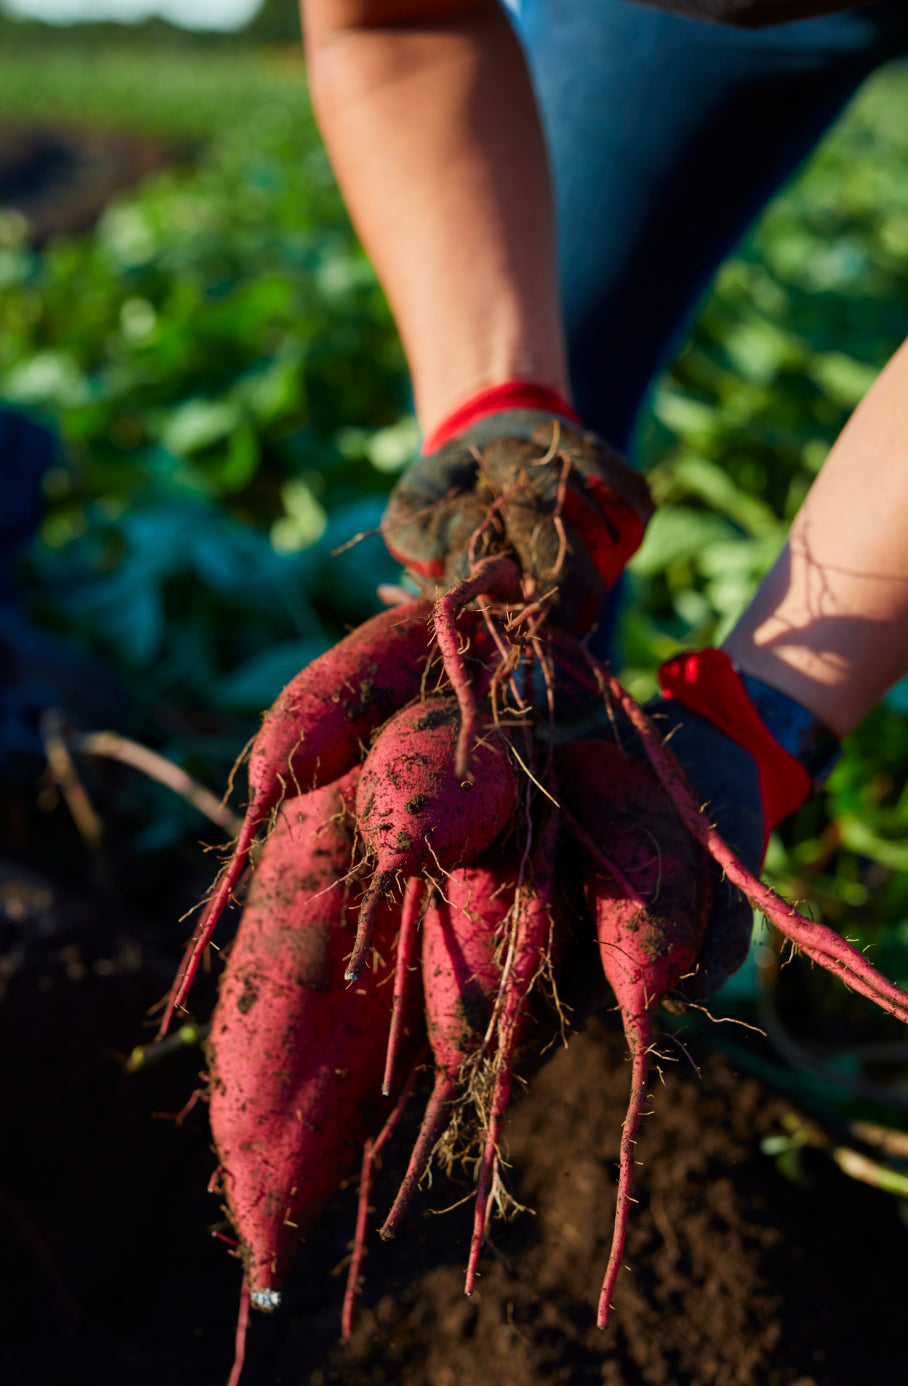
[658,647,812,856]
[421,381,580,455]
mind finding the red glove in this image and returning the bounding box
[381,381,654,631]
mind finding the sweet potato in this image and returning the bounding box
[382,862,514,1238]
[348,698,518,980]
[559,737,712,1327]
[161,601,436,1031]
[598,663,908,1028]
[465,808,559,1291]
[207,769,424,1310]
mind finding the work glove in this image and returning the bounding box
[382,382,654,631]
[644,648,841,1002]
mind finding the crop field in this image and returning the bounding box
[2,25,908,1386]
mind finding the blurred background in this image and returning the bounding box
[3,9,908,1385]
[3,0,908,1179]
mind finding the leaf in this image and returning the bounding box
[652,389,716,442]
[231,352,304,424]
[270,477,328,554]
[161,398,242,456]
[218,422,261,494]
[838,815,908,873]
[214,639,329,713]
[722,318,804,386]
[884,675,908,718]
[366,416,420,473]
[4,352,85,408]
[630,507,735,578]
[810,351,880,410]
[67,574,165,666]
[668,456,784,540]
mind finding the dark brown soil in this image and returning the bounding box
[1,853,907,1386]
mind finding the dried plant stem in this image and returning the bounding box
[41,710,104,851]
[73,730,243,835]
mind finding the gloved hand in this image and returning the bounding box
[381,383,654,631]
[643,648,841,1002]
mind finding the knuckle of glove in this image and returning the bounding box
[382,441,482,578]
[481,420,654,593]
[383,490,492,583]
[381,410,655,621]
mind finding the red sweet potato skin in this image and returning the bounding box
[246,601,435,813]
[355,700,518,879]
[422,865,512,1074]
[206,771,423,1300]
[380,862,516,1240]
[558,738,714,1326]
[558,739,712,1012]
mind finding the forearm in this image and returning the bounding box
[301,0,567,434]
[724,335,908,738]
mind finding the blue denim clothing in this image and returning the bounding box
[511,0,908,452]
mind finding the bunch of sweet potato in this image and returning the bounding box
[161,556,908,1382]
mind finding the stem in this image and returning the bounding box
[126,1022,210,1074]
[434,555,521,778]
[381,1071,456,1240]
[159,808,263,1035]
[226,1278,251,1386]
[342,1058,421,1337]
[597,1029,650,1329]
[383,878,425,1095]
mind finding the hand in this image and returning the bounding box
[643,648,840,1001]
[641,695,765,1002]
[382,406,654,631]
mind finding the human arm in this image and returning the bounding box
[724,334,908,738]
[642,335,908,993]
[300,0,566,436]
[301,0,653,625]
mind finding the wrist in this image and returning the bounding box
[657,647,841,843]
[422,380,579,453]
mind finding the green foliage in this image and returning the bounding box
[245,0,301,43]
[1,43,409,729]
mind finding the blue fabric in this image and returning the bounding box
[512,0,908,452]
